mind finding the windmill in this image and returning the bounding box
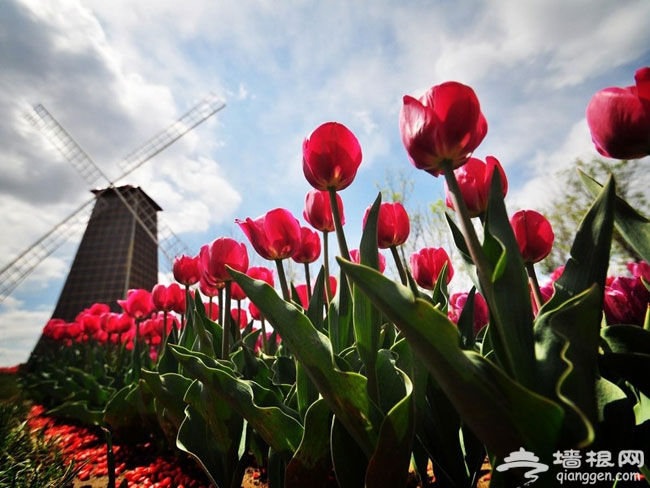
[0,94,225,320]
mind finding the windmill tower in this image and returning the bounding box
[0,95,225,323]
[51,185,161,321]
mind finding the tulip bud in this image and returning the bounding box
[236,208,302,261]
[400,82,487,176]
[291,226,322,264]
[510,210,554,264]
[410,247,454,290]
[302,122,363,191]
[118,289,156,320]
[200,237,249,284]
[173,254,201,286]
[303,189,344,232]
[586,67,650,160]
[444,156,508,217]
[363,201,410,249]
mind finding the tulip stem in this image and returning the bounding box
[322,231,332,301]
[442,161,493,289]
[525,262,544,313]
[328,188,350,261]
[261,318,268,355]
[222,281,232,359]
[304,263,312,302]
[275,259,291,301]
[443,160,522,380]
[390,245,408,285]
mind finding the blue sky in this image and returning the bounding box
[1,0,649,366]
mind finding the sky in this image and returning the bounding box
[1,0,649,366]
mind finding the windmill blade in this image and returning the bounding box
[116,93,225,180]
[25,104,107,189]
[26,103,199,267]
[0,198,96,302]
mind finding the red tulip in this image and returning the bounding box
[236,208,301,261]
[204,301,220,321]
[77,311,101,336]
[118,289,156,320]
[152,283,184,313]
[302,122,363,191]
[172,254,201,286]
[349,248,386,273]
[586,67,650,160]
[43,318,67,341]
[101,312,134,335]
[291,226,322,264]
[628,260,650,282]
[248,266,275,286]
[448,292,489,335]
[303,189,345,232]
[248,301,262,321]
[363,202,410,249]
[510,210,554,264]
[200,237,249,284]
[199,276,224,298]
[231,308,249,329]
[400,82,487,177]
[604,276,650,326]
[410,247,454,289]
[232,266,275,303]
[444,156,508,217]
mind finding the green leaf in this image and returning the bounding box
[482,170,536,388]
[601,325,650,397]
[339,258,564,460]
[229,268,381,457]
[170,344,303,454]
[285,399,333,488]
[542,175,614,312]
[580,170,650,262]
[331,417,368,487]
[534,285,602,448]
[47,400,104,426]
[328,271,354,355]
[140,370,192,430]
[177,379,243,488]
[365,358,415,488]
[355,193,383,403]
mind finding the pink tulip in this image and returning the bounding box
[302,122,363,191]
[400,82,487,176]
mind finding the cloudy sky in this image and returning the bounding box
[1,0,649,366]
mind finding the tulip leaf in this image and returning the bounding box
[365,354,415,488]
[600,325,650,397]
[177,379,243,488]
[338,258,564,460]
[355,193,383,403]
[534,285,602,448]
[331,416,368,487]
[229,268,381,457]
[140,370,192,431]
[579,170,650,263]
[285,398,333,488]
[482,170,536,388]
[328,272,354,355]
[170,344,303,454]
[542,175,614,313]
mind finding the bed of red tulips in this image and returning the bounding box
[25,404,232,488]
